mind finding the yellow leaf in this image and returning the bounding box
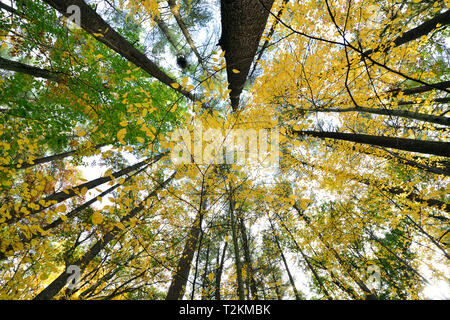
[170,83,180,89]
[92,212,103,225]
[232,69,240,73]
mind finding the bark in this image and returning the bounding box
[269,221,301,300]
[389,80,450,96]
[214,241,228,300]
[166,186,207,300]
[153,15,183,56]
[42,0,195,101]
[0,1,16,14]
[229,199,245,299]
[219,0,275,110]
[364,10,450,56]
[4,153,165,226]
[3,143,107,170]
[248,0,289,79]
[310,106,450,127]
[293,130,450,157]
[167,0,206,70]
[0,56,62,81]
[239,217,259,300]
[200,239,211,299]
[33,172,175,299]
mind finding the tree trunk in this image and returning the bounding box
[309,106,449,127]
[214,241,228,300]
[239,217,259,300]
[4,153,164,225]
[4,143,107,170]
[166,190,207,299]
[33,172,175,299]
[42,0,195,101]
[0,56,62,81]
[229,199,245,299]
[270,225,301,300]
[293,130,450,157]
[219,0,275,110]
[364,10,450,56]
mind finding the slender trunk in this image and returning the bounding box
[200,239,211,300]
[190,229,204,299]
[33,172,175,300]
[0,56,61,81]
[309,106,449,127]
[229,199,245,299]
[239,217,259,300]
[214,241,228,300]
[278,219,333,299]
[293,130,450,157]
[271,227,301,300]
[270,269,282,299]
[0,165,145,261]
[153,16,182,56]
[293,204,376,299]
[4,153,164,225]
[3,143,107,170]
[290,153,450,215]
[167,0,206,70]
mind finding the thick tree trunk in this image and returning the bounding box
[42,0,195,101]
[293,130,450,157]
[219,0,275,110]
[166,190,207,300]
[364,10,450,56]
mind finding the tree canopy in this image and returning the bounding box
[0,0,449,300]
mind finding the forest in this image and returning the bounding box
[0,0,449,300]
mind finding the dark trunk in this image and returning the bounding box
[270,225,301,300]
[33,172,175,299]
[42,0,195,101]
[239,217,259,300]
[310,106,449,127]
[0,56,62,81]
[219,0,275,110]
[5,153,164,225]
[166,190,207,300]
[293,130,450,157]
[364,10,450,55]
